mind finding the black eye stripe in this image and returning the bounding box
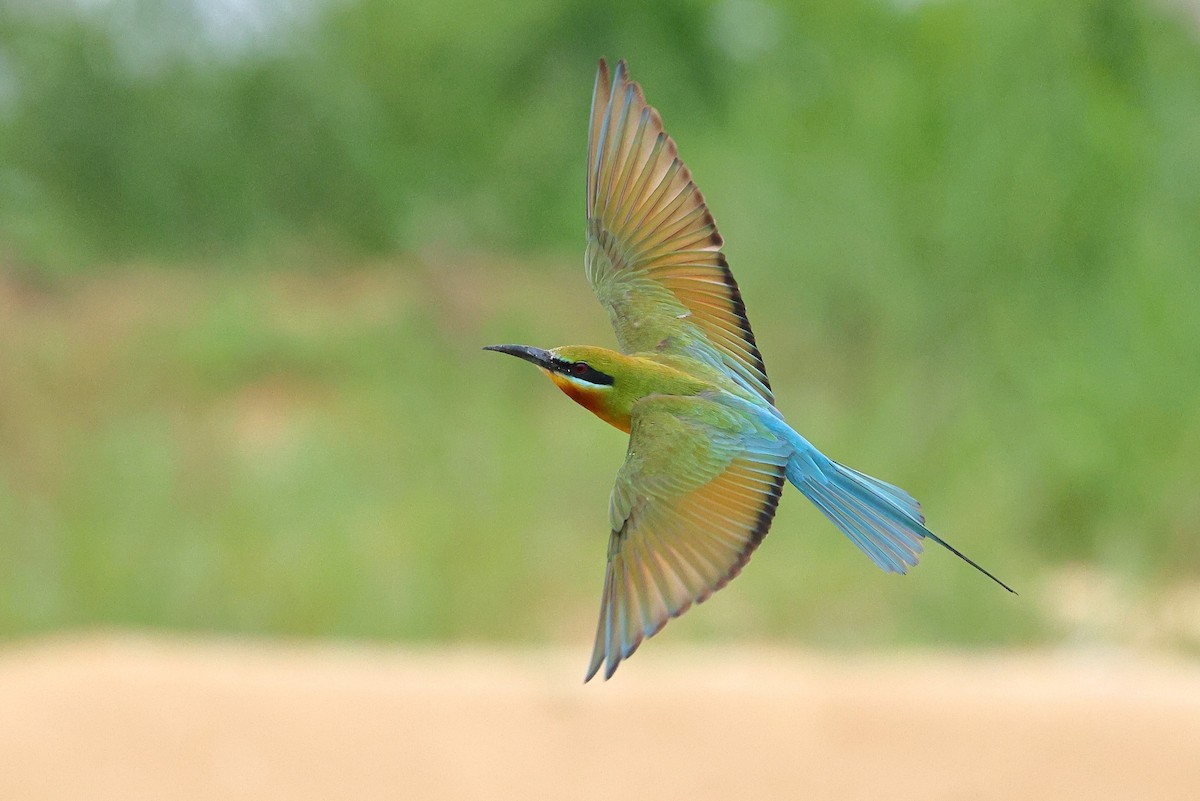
[552,358,614,386]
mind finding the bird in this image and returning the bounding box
[486,58,1014,682]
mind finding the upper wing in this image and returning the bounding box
[586,395,789,681]
[585,59,773,404]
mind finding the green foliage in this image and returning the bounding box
[0,263,1046,647]
[3,0,1199,269]
[0,0,1198,646]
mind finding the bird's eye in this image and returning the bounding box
[571,362,589,376]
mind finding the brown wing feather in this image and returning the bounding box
[585,59,773,404]
[586,396,788,681]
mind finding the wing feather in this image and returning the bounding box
[585,396,787,681]
[585,59,773,404]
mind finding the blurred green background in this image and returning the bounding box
[1,0,1197,652]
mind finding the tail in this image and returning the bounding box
[785,444,1016,594]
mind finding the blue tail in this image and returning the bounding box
[783,432,1015,593]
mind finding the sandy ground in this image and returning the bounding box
[0,635,1198,801]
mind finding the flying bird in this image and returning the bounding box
[486,59,1013,682]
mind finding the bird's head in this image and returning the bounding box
[484,343,629,430]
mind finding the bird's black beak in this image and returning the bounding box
[483,344,555,370]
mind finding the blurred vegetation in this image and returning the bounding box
[0,0,1198,650]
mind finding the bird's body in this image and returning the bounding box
[487,59,1012,682]
[540,345,754,433]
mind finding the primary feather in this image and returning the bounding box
[588,395,788,681]
[585,59,773,404]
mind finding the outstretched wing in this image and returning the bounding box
[586,395,788,681]
[585,59,773,404]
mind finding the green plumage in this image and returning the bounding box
[486,58,1013,683]
[592,394,788,680]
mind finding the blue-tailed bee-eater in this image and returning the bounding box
[487,59,1014,682]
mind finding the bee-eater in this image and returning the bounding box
[487,59,1013,682]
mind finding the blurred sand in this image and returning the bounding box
[1,635,1198,801]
